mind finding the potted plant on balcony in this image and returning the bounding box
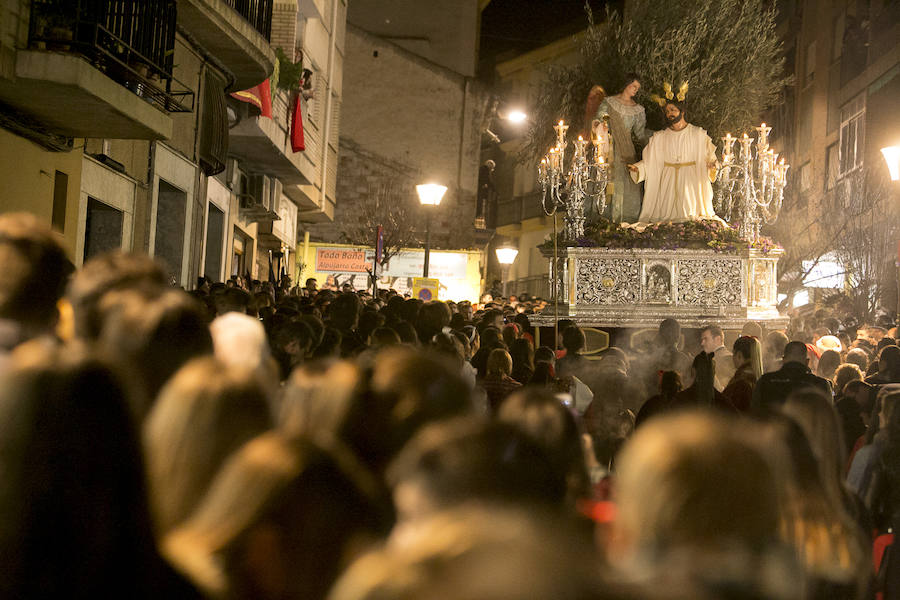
[33,11,74,52]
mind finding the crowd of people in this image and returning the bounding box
[1,211,899,599]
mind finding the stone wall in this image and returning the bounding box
[305,24,489,250]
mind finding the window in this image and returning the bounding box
[825,143,838,190]
[832,13,845,61]
[799,162,812,192]
[804,40,816,87]
[839,94,865,176]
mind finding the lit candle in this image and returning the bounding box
[553,120,568,146]
[755,122,772,151]
[722,133,735,164]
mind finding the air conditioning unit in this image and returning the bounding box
[246,174,272,210]
[271,178,283,213]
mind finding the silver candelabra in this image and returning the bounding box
[538,118,610,240]
[715,123,789,243]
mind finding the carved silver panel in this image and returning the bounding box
[575,258,641,305]
[644,260,673,304]
[675,258,743,306]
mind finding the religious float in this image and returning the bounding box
[530,113,789,333]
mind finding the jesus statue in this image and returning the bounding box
[626,92,720,225]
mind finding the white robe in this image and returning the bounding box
[630,124,720,224]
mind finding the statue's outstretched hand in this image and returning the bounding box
[627,164,639,173]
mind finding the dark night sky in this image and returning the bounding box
[478,0,615,79]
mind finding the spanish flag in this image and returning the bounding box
[230,79,272,118]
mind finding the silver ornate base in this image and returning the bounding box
[532,246,787,330]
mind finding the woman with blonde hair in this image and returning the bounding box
[611,412,797,597]
[781,390,871,534]
[761,416,870,599]
[143,358,273,534]
[164,433,387,600]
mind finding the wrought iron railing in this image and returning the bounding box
[29,0,194,113]
[224,0,273,41]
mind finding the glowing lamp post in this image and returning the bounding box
[883,146,900,182]
[416,183,447,278]
[495,243,519,298]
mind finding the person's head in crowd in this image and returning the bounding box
[66,251,167,341]
[250,291,274,318]
[416,301,451,342]
[0,213,72,345]
[498,388,590,504]
[269,318,315,380]
[143,358,272,534]
[877,336,898,354]
[782,341,809,366]
[98,288,214,419]
[601,346,630,372]
[562,326,586,355]
[391,320,419,346]
[759,416,869,596]
[478,308,504,332]
[876,344,900,382]
[832,363,862,396]
[211,286,251,316]
[732,335,763,379]
[687,352,716,405]
[448,312,467,331]
[358,310,385,345]
[513,313,532,338]
[699,324,725,354]
[210,311,272,374]
[844,347,869,373]
[868,384,900,444]
[164,434,386,600]
[843,380,874,428]
[370,326,402,350]
[304,277,318,295]
[329,506,608,600]
[815,334,842,356]
[534,345,556,366]
[327,292,362,332]
[0,344,184,597]
[657,318,682,349]
[300,314,325,352]
[741,320,763,340]
[765,331,789,363]
[781,390,850,511]
[399,298,422,324]
[816,349,841,380]
[499,322,517,346]
[340,347,473,475]
[312,327,343,359]
[530,360,556,385]
[430,332,466,370]
[658,370,683,397]
[388,419,568,523]
[279,360,363,442]
[479,326,504,352]
[450,329,473,361]
[611,413,790,595]
[486,348,513,379]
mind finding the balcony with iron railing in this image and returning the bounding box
[0,0,195,140]
[177,0,276,91]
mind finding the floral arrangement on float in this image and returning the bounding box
[539,218,781,255]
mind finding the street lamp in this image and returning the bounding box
[882,146,900,181]
[416,183,447,277]
[506,109,528,124]
[495,242,519,298]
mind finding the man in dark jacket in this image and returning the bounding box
[751,341,832,414]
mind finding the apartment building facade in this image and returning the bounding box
[0,0,345,286]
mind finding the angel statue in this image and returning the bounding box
[588,73,652,223]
